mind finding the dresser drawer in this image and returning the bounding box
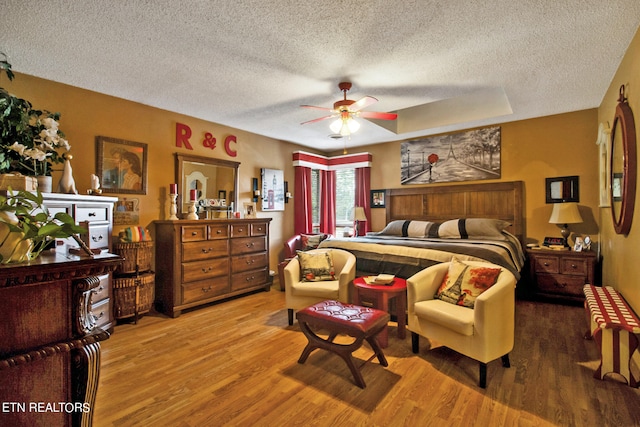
[208,224,229,239]
[182,225,208,242]
[251,222,268,236]
[182,258,229,283]
[80,221,110,250]
[182,240,229,262]
[92,274,110,302]
[536,273,585,297]
[561,258,589,276]
[232,252,268,273]
[230,223,250,238]
[75,205,109,223]
[182,277,229,304]
[91,297,113,329]
[231,268,267,292]
[533,256,559,274]
[231,236,266,255]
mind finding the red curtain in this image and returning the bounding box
[294,166,312,234]
[319,169,336,235]
[355,167,371,235]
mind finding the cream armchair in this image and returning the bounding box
[407,261,517,388]
[284,248,355,325]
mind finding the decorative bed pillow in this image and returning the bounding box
[297,250,335,282]
[300,233,329,250]
[435,257,502,308]
[377,220,439,237]
[436,218,510,240]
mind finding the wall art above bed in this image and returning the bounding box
[400,126,501,184]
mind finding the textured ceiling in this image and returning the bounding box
[1,1,640,152]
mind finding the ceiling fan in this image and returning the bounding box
[301,82,398,138]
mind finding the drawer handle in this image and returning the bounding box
[88,212,96,217]
[238,228,244,232]
[543,262,549,266]
[246,259,255,264]
[245,276,254,281]
[201,248,212,253]
[245,242,255,248]
[201,267,212,272]
[570,264,577,269]
[201,286,212,293]
[94,311,104,319]
[192,231,198,236]
[91,235,104,242]
[216,230,222,234]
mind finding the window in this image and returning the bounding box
[310,168,355,234]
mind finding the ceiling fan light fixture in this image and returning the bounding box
[330,116,360,136]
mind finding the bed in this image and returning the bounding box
[318,181,526,279]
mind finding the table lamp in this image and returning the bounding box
[352,206,367,237]
[548,202,583,246]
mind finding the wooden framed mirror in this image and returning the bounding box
[175,153,240,218]
[609,85,637,235]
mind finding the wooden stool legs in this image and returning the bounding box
[297,319,388,388]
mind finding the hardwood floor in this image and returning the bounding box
[94,285,640,426]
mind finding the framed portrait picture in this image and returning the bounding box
[260,168,284,211]
[96,136,148,195]
[370,189,386,208]
[613,173,623,201]
[243,202,256,218]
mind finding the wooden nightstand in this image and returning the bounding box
[526,248,597,303]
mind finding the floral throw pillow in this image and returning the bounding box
[435,257,502,308]
[297,250,335,282]
[300,233,328,250]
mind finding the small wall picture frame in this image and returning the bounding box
[370,189,386,208]
[243,202,256,218]
[96,136,148,195]
[545,175,579,203]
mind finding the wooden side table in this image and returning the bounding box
[526,248,597,303]
[352,276,407,348]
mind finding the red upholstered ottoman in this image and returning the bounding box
[296,300,390,388]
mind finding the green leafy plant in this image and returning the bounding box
[0,52,70,176]
[0,189,87,263]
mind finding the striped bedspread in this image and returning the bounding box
[318,233,525,280]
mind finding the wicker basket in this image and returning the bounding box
[113,271,155,319]
[112,241,154,274]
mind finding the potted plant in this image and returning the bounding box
[0,189,86,263]
[0,53,70,190]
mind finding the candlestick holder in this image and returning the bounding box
[186,200,199,220]
[169,193,178,220]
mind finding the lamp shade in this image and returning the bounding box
[330,116,360,136]
[352,206,367,221]
[549,202,583,224]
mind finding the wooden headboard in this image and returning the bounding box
[385,181,525,243]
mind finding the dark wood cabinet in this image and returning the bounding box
[0,253,121,427]
[526,248,597,303]
[153,219,271,317]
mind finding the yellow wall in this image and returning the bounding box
[598,26,640,313]
[3,72,602,279]
[346,109,600,246]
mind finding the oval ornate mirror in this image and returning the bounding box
[609,85,637,235]
[175,153,240,218]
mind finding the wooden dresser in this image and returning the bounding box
[526,248,597,303]
[0,253,121,427]
[153,218,271,317]
[42,193,118,331]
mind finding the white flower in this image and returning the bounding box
[40,117,59,131]
[8,142,26,155]
[23,148,49,162]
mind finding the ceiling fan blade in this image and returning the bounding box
[350,96,378,112]
[301,114,337,125]
[301,104,334,112]
[359,111,398,120]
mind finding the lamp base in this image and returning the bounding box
[560,224,570,246]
